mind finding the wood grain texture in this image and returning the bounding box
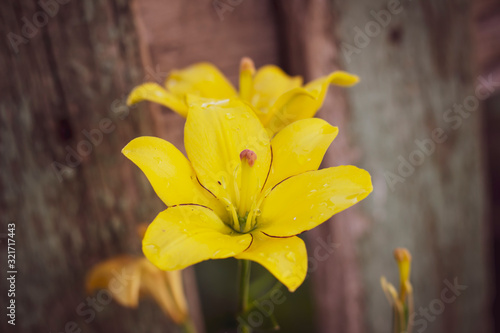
[0,0,177,331]
[338,1,491,331]
[277,0,492,332]
[0,0,280,332]
[473,0,500,331]
[474,0,500,76]
[275,1,368,332]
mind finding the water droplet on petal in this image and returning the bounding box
[286,252,296,262]
[225,113,234,120]
[145,244,160,255]
[329,196,339,203]
[346,193,360,202]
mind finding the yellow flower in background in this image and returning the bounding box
[86,224,188,325]
[122,97,372,292]
[381,248,414,333]
[127,58,359,134]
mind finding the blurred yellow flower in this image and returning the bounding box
[122,97,372,292]
[127,58,358,134]
[86,225,188,324]
[381,248,414,333]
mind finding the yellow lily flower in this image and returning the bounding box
[85,224,188,324]
[127,58,359,134]
[122,98,372,292]
[86,255,188,324]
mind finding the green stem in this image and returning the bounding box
[238,259,252,333]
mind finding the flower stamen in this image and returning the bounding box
[239,57,255,102]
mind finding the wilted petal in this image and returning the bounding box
[85,255,142,308]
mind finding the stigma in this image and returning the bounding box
[240,149,257,167]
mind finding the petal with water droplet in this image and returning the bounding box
[235,232,307,292]
[258,166,372,237]
[143,205,252,271]
[185,98,271,208]
[263,118,338,192]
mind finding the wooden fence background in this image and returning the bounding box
[1,0,498,332]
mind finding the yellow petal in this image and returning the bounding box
[143,205,252,270]
[307,70,359,90]
[86,256,188,324]
[264,118,338,192]
[138,259,187,324]
[235,232,307,292]
[85,255,142,308]
[166,62,237,101]
[251,65,302,116]
[184,97,271,219]
[302,70,359,113]
[380,276,399,306]
[258,166,372,237]
[164,269,189,322]
[264,71,359,133]
[127,83,188,117]
[122,136,226,218]
[259,87,316,134]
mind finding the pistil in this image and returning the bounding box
[238,149,257,232]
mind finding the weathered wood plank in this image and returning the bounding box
[0,0,281,332]
[0,0,175,330]
[276,0,492,332]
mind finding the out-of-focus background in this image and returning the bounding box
[1,0,499,332]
